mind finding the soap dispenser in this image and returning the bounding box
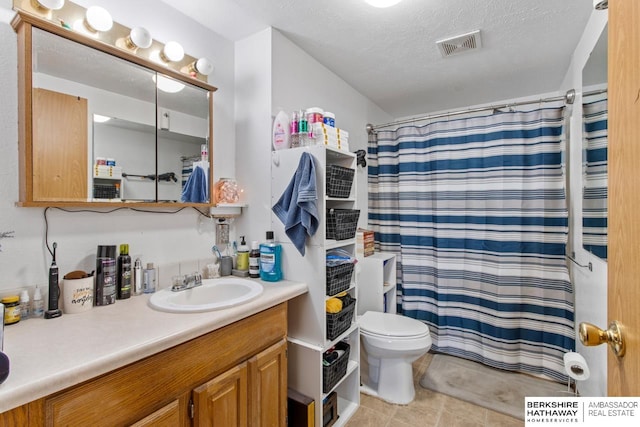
[237,236,249,271]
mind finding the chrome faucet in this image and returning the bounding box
[171,272,202,292]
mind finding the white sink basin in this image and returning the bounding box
[149,278,264,313]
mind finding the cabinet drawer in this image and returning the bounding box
[43,304,287,426]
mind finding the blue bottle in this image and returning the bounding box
[260,231,283,282]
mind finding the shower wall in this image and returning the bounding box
[559,9,608,397]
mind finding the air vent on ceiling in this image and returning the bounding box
[436,30,482,58]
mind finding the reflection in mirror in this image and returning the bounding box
[33,27,156,202]
[156,74,210,203]
[31,28,212,205]
[582,23,608,260]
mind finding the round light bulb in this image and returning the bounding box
[195,58,214,76]
[33,0,65,10]
[153,75,185,93]
[364,0,403,7]
[127,27,152,49]
[85,6,113,33]
[161,41,185,63]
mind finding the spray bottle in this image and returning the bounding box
[44,242,62,319]
[133,258,143,296]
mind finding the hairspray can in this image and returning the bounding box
[95,245,117,306]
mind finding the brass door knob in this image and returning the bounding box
[578,321,626,357]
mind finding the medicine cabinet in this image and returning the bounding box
[12,9,216,207]
[581,23,608,261]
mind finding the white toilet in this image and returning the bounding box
[358,308,432,405]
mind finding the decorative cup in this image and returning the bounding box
[62,277,94,314]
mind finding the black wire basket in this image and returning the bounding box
[322,341,351,393]
[326,165,355,198]
[326,263,354,296]
[326,209,360,240]
[326,297,356,341]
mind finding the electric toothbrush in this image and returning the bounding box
[45,242,62,319]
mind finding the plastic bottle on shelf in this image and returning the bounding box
[290,111,300,148]
[298,110,308,146]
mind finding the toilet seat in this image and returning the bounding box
[359,311,429,339]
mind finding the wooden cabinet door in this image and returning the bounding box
[32,88,88,201]
[248,339,288,427]
[193,362,248,427]
[130,398,188,427]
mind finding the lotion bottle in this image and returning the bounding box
[237,236,249,271]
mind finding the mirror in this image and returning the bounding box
[28,27,212,205]
[581,24,608,260]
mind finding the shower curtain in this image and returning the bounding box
[582,98,608,260]
[368,106,574,381]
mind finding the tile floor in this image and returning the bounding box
[344,352,524,427]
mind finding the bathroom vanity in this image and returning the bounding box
[0,280,306,426]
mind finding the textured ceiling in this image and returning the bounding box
[160,0,594,118]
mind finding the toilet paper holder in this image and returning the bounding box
[578,320,626,357]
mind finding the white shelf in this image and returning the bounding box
[325,145,355,159]
[322,360,359,399]
[327,322,359,349]
[334,396,360,427]
[93,176,121,181]
[357,252,397,315]
[209,202,247,217]
[325,238,356,250]
[326,196,356,202]
[273,145,359,426]
[326,283,356,300]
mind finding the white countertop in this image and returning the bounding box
[0,279,307,413]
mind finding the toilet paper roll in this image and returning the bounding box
[564,352,590,381]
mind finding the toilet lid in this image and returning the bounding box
[359,312,429,338]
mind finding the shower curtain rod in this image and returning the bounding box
[366,89,578,133]
[583,88,608,98]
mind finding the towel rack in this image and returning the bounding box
[566,255,593,271]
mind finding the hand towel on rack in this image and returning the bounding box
[181,164,208,203]
[272,152,319,255]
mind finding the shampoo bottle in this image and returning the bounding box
[95,245,117,306]
[259,231,283,282]
[116,244,132,299]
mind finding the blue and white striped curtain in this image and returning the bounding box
[368,107,574,381]
[582,98,608,260]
